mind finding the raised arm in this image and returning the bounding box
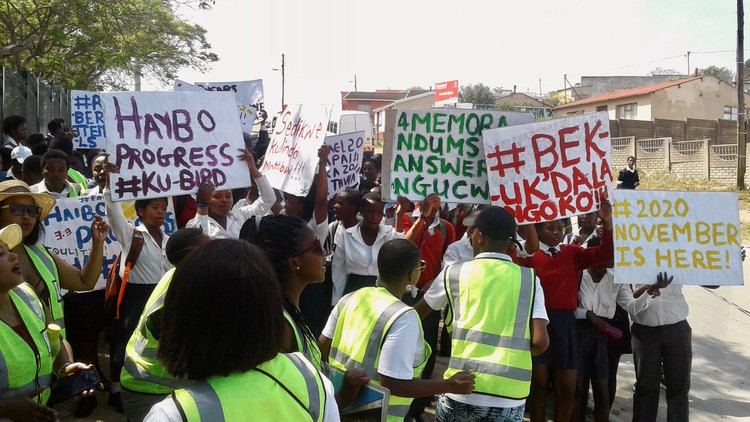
[313,145,329,225]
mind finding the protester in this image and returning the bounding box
[358,158,379,193]
[120,228,210,421]
[20,155,43,187]
[517,201,613,422]
[30,149,83,198]
[103,164,172,413]
[322,239,475,421]
[145,239,340,421]
[7,145,31,181]
[2,115,28,148]
[617,156,640,189]
[186,148,275,238]
[86,152,107,195]
[0,224,99,421]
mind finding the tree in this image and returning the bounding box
[459,83,495,106]
[0,0,218,90]
[648,67,681,76]
[698,65,735,83]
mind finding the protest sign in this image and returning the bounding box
[612,190,743,285]
[325,131,365,195]
[70,90,107,149]
[259,104,331,196]
[119,198,178,235]
[482,112,613,223]
[41,196,120,291]
[382,108,534,203]
[174,79,258,132]
[102,91,250,201]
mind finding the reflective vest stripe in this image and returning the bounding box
[13,283,45,322]
[282,310,321,369]
[122,352,188,390]
[25,244,64,329]
[0,374,53,400]
[448,356,532,381]
[175,384,224,422]
[513,268,534,338]
[284,353,322,421]
[446,263,463,329]
[450,328,529,351]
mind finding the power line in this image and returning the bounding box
[609,49,750,71]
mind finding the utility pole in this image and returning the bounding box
[687,51,691,76]
[539,78,542,98]
[354,74,358,91]
[281,53,285,107]
[737,0,746,189]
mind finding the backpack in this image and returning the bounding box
[103,229,145,322]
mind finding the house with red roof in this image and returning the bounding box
[554,76,749,122]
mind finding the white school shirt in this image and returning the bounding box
[322,294,425,380]
[442,236,474,268]
[575,269,652,319]
[104,190,172,285]
[143,367,341,422]
[30,180,80,199]
[424,252,548,409]
[625,284,689,327]
[330,222,404,306]
[229,176,277,216]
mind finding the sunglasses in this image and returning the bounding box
[1,204,42,218]
[295,237,333,262]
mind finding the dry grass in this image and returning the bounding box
[638,171,750,245]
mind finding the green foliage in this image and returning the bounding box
[648,67,681,76]
[0,0,218,90]
[698,65,735,83]
[459,83,495,106]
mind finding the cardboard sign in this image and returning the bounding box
[102,91,251,201]
[612,190,743,285]
[174,79,258,132]
[41,196,121,291]
[70,90,107,149]
[482,112,613,223]
[435,80,459,106]
[119,198,178,235]
[382,108,534,203]
[325,131,365,195]
[259,104,331,196]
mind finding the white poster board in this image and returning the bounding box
[325,131,365,196]
[482,112,613,223]
[174,79,258,132]
[70,90,107,149]
[102,91,250,201]
[259,104,330,196]
[383,108,534,203]
[41,196,121,291]
[613,190,743,285]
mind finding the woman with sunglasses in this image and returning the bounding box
[0,224,100,422]
[0,180,109,343]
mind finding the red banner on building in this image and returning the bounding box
[434,80,459,106]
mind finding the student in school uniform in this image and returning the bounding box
[516,202,614,422]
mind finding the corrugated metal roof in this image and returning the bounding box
[555,76,701,110]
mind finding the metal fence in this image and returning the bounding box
[1,67,70,134]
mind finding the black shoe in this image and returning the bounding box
[74,395,98,418]
[108,392,124,414]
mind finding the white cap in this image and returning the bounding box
[11,146,32,164]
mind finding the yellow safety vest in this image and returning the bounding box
[329,287,430,421]
[121,269,191,394]
[442,259,535,399]
[25,244,65,336]
[283,309,323,370]
[0,283,53,404]
[172,352,326,422]
[67,169,87,196]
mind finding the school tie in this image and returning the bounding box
[548,247,558,257]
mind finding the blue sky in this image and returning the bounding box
[144,0,743,114]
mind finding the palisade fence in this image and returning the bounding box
[610,136,750,186]
[0,67,70,133]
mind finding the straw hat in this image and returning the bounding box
[0,224,22,249]
[0,180,56,220]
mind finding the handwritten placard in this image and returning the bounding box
[70,90,107,149]
[325,131,365,196]
[41,196,120,291]
[383,109,534,203]
[102,91,250,201]
[482,112,613,223]
[174,79,258,132]
[612,190,743,285]
[260,104,330,196]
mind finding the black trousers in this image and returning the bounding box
[631,320,692,422]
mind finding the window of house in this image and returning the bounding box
[596,105,608,112]
[358,104,371,113]
[616,103,636,120]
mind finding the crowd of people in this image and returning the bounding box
[0,113,729,422]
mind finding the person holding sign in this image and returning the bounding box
[0,224,101,422]
[517,201,613,422]
[321,239,476,422]
[103,161,173,413]
[187,148,275,239]
[144,240,340,421]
